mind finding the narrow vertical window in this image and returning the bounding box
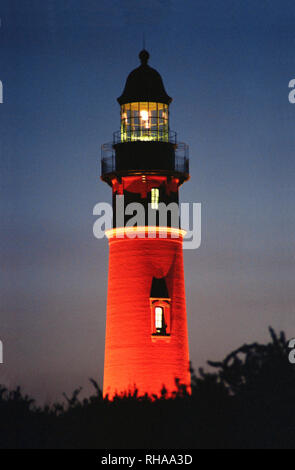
[150,277,171,338]
[155,306,164,330]
[151,188,159,209]
[154,306,167,335]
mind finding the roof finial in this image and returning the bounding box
[139,48,149,66]
[139,32,149,65]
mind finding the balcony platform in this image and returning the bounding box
[101,131,189,185]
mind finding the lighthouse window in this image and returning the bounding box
[120,102,168,142]
[155,307,164,329]
[151,188,159,209]
[155,306,167,335]
[150,277,171,337]
[152,304,169,336]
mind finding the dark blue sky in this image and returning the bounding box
[1,0,295,402]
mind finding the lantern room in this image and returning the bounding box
[120,102,169,142]
[101,49,189,185]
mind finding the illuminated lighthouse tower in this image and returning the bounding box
[101,50,190,398]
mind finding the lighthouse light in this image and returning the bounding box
[120,102,168,142]
[140,109,149,122]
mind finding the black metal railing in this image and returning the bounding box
[175,142,189,160]
[101,153,115,175]
[101,142,115,160]
[175,156,189,174]
[113,129,177,145]
[101,142,189,176]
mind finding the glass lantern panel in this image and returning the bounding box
[120,102,169,142]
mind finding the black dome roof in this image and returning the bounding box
[117,50,172,106]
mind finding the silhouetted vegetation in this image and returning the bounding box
[1,328,295,449]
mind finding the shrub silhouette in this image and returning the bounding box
[0,328,295,449]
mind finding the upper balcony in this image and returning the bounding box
[101,130,189,185]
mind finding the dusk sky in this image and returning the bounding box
[1,0,295,402]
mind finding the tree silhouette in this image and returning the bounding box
[0,327,294,449]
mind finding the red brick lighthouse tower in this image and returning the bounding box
[101,50,190,398]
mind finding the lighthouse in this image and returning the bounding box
[101,50,191,398]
